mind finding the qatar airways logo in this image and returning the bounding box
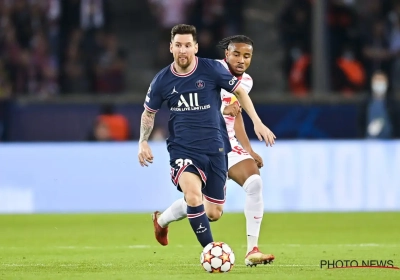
[171,93,211,112]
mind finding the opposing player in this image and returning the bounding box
[153,35,274,266]
[218,35,274,266]
[138,24,275,249]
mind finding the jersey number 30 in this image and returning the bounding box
[175,158,193,168]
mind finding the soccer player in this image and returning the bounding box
[152,35,275,266]
[139,24,275,249]
[218,35,274,266]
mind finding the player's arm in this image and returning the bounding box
[234,112,251,152]
[138,77,164,166]
[139,110,156,143]
[232,86,276,146]
[234,112,263,168]
[231,86,260,125]
[138,110,155,167]
[222,102,240,117]
[211,59,276,146]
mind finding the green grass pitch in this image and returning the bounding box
[0,212,399,280]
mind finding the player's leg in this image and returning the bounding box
[153,151,214,247]
[156,191,223,228]
[202,153,227,223]
[203,190,224,222]
[156,197,187,228]
[229,158,262,251]
[152,196,187,246]
[178,169,214,247]
[228,151,274,266]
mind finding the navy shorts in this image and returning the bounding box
[169,147,228,205]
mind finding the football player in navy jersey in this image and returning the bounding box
[154,35,275,266]
[138,24,275,249]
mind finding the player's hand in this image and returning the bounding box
[223,102,241,117]
[254,121,276,147]
[250,150,263,168]
[138,141,154,167]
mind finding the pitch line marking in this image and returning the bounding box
[1,243,399,250]
[1,263,317,268]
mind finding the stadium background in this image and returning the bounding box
[1,1,399,279]
[1,0,399,213]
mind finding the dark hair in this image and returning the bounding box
[216,35,254,50]
[171,24,197,42]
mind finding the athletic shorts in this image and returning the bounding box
[227,138,253,170]
[169,147,228,205]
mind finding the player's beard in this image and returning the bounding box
[176,56,191,70]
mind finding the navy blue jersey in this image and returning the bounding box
[144,57,241,155]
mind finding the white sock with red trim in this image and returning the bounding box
[158,198,187,228]
[242,174,264,254]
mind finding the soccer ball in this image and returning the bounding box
[200,242,235,273]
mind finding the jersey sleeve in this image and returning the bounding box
[241,75,254,94]
[143,75,164,113]
[211,60,241,93]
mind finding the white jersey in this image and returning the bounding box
[217,59,253,141]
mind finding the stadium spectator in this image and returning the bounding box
[189,0,231,59]
[327,0,360,61]
[62,43,90,93]
[94,33,126,93]
[278,0,312,89]
[288,44,311,96]
[362,19,393,91]
[147,0,196,67]
[88,119,112,141]
[88,103,130,141]
[331,44,365,94]
[366,71,393,138]
[0,0,122,96]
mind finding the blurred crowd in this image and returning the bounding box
[0,0,242,97]
[148,0,244,68]
[279,0,400,97]
[0,0,126,99]
[0,0,398,141]
[2,0,400,99]
[88,0,243,142]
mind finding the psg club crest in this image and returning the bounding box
[195,80,205,89]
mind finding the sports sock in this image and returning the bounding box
[187,204,213,247]
[242,174,264,253]
[158,198,187,227]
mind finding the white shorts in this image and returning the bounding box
[227,139,253,170]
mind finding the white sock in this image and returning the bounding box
[158,198,187,228]
[242,174,264,253]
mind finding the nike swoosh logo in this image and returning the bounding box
[254,216,262,219]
